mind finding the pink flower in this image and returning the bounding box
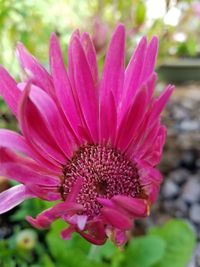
[192,2,200,19]
[92,17,108,53]
[0,25,174,246]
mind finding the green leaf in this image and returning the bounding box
[135,0,146,25]
[149,219,196,267]
[46,220,109,267]
[124,235,166,267]
[88,241,117,262]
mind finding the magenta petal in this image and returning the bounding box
[99,91,117,144]
[50,33,83,144]
[101,207,132,230]
[26,201,82,229]
[16,43,54,96]
[0,162,59,186]
[61,225,76,240]
[65,177,84,202]
[112,229,128,247]
[0,129,34,158]
[140,36,158,84]
[116,87,148,151]
[80,32,98,85]
[100,24,125,104]
[123,37,147,111]
[26,184,61,201]
[29,84,74,158]
[112,195,149,217]
[68,214,87,230]
[18,83,66,166]
[0,147,57,176]
[0,66,21,116]
[99,24,125,143]
[79,220,106,245]
[97,197,115,208]
[148,85,174,125]
[0,129,61,173]
[70,36,98,142]
[144,126,167,166]
[0,184,35,214]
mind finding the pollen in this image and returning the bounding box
[62,145,145,217]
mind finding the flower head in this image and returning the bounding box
[0,25,173,246]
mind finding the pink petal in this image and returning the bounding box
[0,66,21,116]
[61,225,76,240]
[65,177,84,202]
[113,229,128,247]
[99,91,117,144]
[16,43,54,96]
[148,85,174,126]
[80,32,98,85]
[144,126,167,166]
[78,220,106,245]
[127,85,174,159]
[26,184,61,201]
[18,83,67,166]
[69,36,98,142]
[139,36,158,84]
[112,195,149,217]
[99,24,125,143]
[0,129,61,173]
[122,37,147,114]
[101,207,132,230]
[29,84,74,158]
[0,129,34,158]
[68,214,87,230]
[49,33,83,144]
[100,24,125,104]
[0,147,56,176]
[26,201,82,229]
[116,86,148,151]
[0,162,59,186]
[0,184,35,214]
[97,197,115,208]
[136,120,160,159]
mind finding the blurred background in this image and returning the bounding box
[0,0,200,266]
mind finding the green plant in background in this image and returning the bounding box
[0,198,196,267]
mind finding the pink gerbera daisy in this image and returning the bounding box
[0,25,173,246]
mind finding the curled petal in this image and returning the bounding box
[18,83,66,166]
[0,66,21,116]
[101,207,132,230]
[78,220,107,245]
[26,201,82,229]
[112,195,149,217]
[0,184,35,214]
[16,43,54,96]
[0,162,60,186]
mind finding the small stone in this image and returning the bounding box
[167,168,190,185]
[182,178,200,204]
[196,158,200,168]
[180,150,197,170]
[179,120,199,132]
[174,199,188,217]
[162,180,179,199]
[173,106,188,120]
[189,204,200,224]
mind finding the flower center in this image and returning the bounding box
[61,144,145,217]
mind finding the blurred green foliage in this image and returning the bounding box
[0,196,196,267]
[0,0,199,78]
